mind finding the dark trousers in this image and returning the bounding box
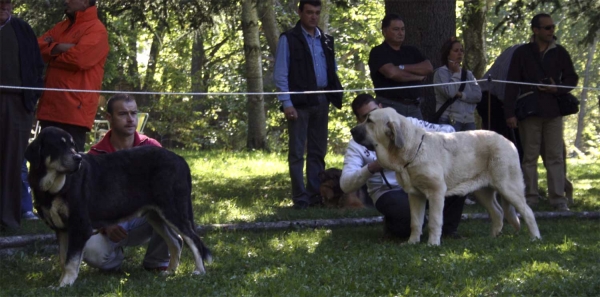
[375,189,466,238]
[39,120,89,153]
[21,160,32,214]
[287,95,329,204]
[0,92,33,229]
[377,96,423,120]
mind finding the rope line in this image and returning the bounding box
[0,79,598,96]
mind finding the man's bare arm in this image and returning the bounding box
[378,63,425,82]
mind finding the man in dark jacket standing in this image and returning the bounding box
[504,13,578,211]
[0,0,45,229]
[273,0,343,209]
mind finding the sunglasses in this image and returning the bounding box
[537,24,556,31]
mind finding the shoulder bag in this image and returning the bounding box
[430,68,467,124]
[530,46,579,117]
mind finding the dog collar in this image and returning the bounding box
[404,134,425,168]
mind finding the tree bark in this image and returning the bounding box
[384,0,456,119]
[317,0,331,35]
[140,22,167,108]
[462,0,487,79]
[191,28,208,111]
[258,0,280,57]
[575,32,599,151]
[242,0,267,150]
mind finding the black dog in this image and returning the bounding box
[25,127,211,287]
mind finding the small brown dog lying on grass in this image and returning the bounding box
[319,168,367,209]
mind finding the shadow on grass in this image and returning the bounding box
[191,171,380,225]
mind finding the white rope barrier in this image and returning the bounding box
[1,78,599,97]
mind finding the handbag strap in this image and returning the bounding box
[435,68,468,116]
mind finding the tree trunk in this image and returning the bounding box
[317,0,331,35]
[191,28,208,111]
[127,20,141,91]
[242,0,267,150]
[384,0,456,119]
[258,0,280,57]
[575,32,599,151]
[258,0,280,92]
[462,0,487,79]
[140,22,167,108]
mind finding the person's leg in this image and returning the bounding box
[518,117,543,205]
[1,94,32,229]
[375,190,411,238]
[305,96,329,204]
[39,121,88,153]
[142,223,181,270]
[462,122,477,131]
[287,107,310,206]
[441,195,466,236]
[542,117,566,207]
[83,217,155,271]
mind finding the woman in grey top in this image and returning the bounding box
[433,38,482,132]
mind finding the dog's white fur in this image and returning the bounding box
[352,108,541,245]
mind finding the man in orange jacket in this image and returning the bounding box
[37,0,109,152]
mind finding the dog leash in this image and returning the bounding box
[404,134,425,168]
[378,134,425,189]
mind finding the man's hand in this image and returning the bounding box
[506,117,518,129]
[101,225,128,243]
[50,43,76,55]
[283,106,298,121]
[538,77,558,94]
[367,161,383,174]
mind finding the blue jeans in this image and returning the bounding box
[287,95,329,204]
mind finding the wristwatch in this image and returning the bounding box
[398,65,405,70]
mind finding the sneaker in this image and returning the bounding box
[554,203,570,212]
[22,211,39,220]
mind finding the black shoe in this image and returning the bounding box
[442,231,465,240]
[293,201,309,210]
[309,194,324,207]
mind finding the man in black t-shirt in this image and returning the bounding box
[368,13,433,119]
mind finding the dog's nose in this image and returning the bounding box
[73,154,82,162]
[350,127,363,142]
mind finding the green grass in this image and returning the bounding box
[1,151,599,296]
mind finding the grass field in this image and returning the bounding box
[1,151,598,296]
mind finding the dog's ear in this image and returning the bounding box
[386,121,404,148]
[25,134,42,169]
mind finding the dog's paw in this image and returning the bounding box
[192,270,206,276]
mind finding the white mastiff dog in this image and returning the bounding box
[351,107,541,245]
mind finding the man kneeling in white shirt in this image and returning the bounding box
[340,94,466,239]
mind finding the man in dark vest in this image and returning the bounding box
[273,0,343,209]
[0,0,45,229]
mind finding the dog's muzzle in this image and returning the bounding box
[351,126,375,151]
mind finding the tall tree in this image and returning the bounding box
[462,0,488,79]
[575,32,599,151]
[242,0,267,150]
[384,0,457,118]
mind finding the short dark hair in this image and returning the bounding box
[381,13,403,30]
[299,0,321,11]
[106,94,135,114]
[531,13,551,29]
[440,37,461,66]
[351,94,377,118]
